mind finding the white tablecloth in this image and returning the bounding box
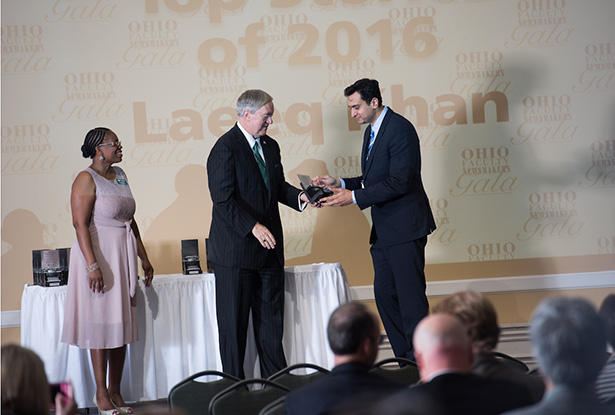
[21,262,351,407]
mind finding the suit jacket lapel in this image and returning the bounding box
[362,110,391,177]
[232,125,268,192]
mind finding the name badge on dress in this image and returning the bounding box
[116,179,128,185]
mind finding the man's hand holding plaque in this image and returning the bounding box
[297,174,334,206]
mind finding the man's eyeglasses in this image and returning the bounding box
[97,140,121,148]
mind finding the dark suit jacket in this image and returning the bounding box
[375,372,534,415]
[207,124,301,268]
[502,385,613,415]
[344,108,436,245]
[284,362,405,415]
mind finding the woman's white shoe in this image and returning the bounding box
[93,397,120,415]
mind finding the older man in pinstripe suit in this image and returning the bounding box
[207,89,309,379]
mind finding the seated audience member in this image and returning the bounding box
[596,293,615,404]
[503,297,611,415]
[374,313,534,415]
[1,344,77,415]
[432,290,545,402]
[284,302,406,415]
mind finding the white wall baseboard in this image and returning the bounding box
[351,270,615,302]
[1,310,21,328]
[377,323,536,369]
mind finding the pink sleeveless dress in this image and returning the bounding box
[61,166,139,349]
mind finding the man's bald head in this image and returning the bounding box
[413,313,473,381]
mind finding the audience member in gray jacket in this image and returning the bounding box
[503,297,612,415]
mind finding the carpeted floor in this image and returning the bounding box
[56,398,171,415]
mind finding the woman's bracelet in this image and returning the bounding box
[86,262,100,273]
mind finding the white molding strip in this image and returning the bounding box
[3,270,614,329]
[377,323,537,368]
[1,310,22,328]
[351,270,615,302]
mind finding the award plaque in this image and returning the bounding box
[297,174,333,204]
[32,248,70,286]
[181,239,202,275]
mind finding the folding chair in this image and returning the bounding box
[258,396,286,415]
[369,357,420,386]
[168,370,240,415]
[493,351,530,373]
[208,378,290,415]
[267,363,330,391]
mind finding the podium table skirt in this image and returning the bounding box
[21,262,351,407]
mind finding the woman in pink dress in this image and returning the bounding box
[61,127,154,415]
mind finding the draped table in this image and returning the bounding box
[20,262,351,408]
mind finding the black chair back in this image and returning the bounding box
[168,370,240,415]
[267,363,330,391]
[526,367,541,376]
[369,357,420,386]
[258,396,286,415]
[208,378,291,415]
[493,351,530,373]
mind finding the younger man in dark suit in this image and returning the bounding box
[284,302,405,415]
[316,79,436,361]
[207,89,309,379]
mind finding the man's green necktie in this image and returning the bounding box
[253,140,268,189]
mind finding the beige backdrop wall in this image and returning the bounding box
[2,0,614,343]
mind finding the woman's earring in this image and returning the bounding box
[99,156,104,160]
